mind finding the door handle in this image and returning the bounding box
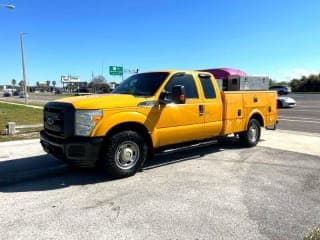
[199,104,204,116]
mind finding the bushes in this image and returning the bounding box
[290,74,320,92]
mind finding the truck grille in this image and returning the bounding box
[44,102,75,138]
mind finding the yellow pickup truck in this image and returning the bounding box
[40,70,278,178]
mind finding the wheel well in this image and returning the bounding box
[104,122,153,153]
[250,113,264,127]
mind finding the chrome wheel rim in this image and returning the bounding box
[115,141,140,170]
[249,124,258,142]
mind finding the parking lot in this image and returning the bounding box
[277,94,320,134]
[0,93,319,239]
[0,133,319,240]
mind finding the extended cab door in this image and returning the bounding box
[198,74,223,137]
[156,72,206,146]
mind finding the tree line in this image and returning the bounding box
[271,72,320,92]
[7,79,57,89]
[4,76,111,93]
[290,73,320,92]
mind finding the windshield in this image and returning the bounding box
[112,72,169,96]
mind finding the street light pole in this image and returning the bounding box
[20,32,28,104]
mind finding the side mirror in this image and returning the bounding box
[159,91,171,105]
[172,85,186,104]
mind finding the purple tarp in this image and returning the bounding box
[199,68,247,80]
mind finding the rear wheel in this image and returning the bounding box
[102,130,148,178]
[239,119,261,147]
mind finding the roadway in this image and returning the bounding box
[277,94,320,134]
[0,131,319,240]
[0,92,68,105]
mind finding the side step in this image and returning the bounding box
[155,139,218,156]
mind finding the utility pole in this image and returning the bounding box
[20,32,28,104]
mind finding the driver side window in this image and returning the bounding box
[165,74,198,98]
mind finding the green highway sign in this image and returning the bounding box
[109,66,123,75]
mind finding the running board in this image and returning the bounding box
[155,139,218,156]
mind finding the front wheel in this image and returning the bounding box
[239,119,261,147]
[102,130,148,178]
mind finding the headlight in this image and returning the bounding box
[75,109,103,136]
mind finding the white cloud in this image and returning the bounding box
[271,68,320,82]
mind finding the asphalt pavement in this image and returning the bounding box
[0,130,319,240]
[0,92,66,105]
[277,93,320,133]
[0,139,67,186]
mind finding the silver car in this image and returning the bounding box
[277,96,296,108]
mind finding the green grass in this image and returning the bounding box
[0,102,43,142]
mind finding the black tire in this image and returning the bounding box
[277,100,283,108]
[102,130,148,178]
[239,119,261,147]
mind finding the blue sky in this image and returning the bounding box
[1,0,319,86]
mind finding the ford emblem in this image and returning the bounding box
[47,117,55,126]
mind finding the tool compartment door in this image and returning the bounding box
[221,92,245,135]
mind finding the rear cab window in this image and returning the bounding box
[199,74,216,99]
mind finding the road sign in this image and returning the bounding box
[61,75,80,83]
[109,66,123,76]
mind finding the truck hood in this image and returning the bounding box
[55,94,153,109]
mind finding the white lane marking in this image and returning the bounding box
[296,106,320,109]
[278,116,320,121]
[278,118,320,124]
[284,109,320,113]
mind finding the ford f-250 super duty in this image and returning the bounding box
[40,70,278,178]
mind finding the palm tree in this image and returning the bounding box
[46,80,51,92]
[19,80,24,87]
[11,79,16,88]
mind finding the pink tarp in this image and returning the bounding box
[199,68,247,79]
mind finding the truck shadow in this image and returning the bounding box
[0,138,242,193]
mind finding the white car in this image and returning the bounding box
[277,96,296,108]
